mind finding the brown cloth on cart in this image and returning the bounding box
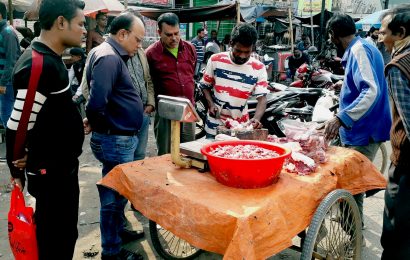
[99,146,386,260]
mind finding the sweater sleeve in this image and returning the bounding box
[0,29,20,86]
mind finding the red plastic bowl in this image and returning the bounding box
[200,140,291,189]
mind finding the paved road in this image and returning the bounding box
[0,124,389,259]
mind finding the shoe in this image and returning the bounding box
[101,249,144,260]
[119,248,144,260]
[120,229,145,244]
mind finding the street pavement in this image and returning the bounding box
[0,123,388,259]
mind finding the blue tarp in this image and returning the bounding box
[355,9,389,30]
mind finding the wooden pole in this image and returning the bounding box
[310,0,314,46]
[288,0,294,52]
[8,0,13,27]
[236,0,240,24]
[319,0,326,51]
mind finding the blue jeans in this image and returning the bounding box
[134,113,150,160]
[0,83,15,127]
[90,132,138,256]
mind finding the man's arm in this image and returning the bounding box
[251,95,267,128]
[139,50,155,113]
[390,67,410,140]
[86,30,94,53]
[0,30,19,86]
[337,48,380,129]
[86,55,119,129]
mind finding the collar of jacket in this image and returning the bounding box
[158,39,186,54]
[31,40,62,58]
[106,36,130,62]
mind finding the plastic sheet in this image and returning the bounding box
[99,146,386,260]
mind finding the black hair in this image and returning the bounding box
[157,12,179,31]
[39,0,85,30]
[196,28,204,35]
[108,12,136,35]
[211,29,217,34]
[381,4,410,37]
[96,12,107,21]
[230,23,258,47]
[326,13,356,38]
[69,47,85,58]
[0,2,6,20]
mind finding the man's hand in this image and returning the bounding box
[250,118,263,129]
[330,80,343,91]
[0,86,6,95]
[144,105,154,115]
[208,104,220,118]
[11,178,24,190]
[83,118,92,135]
[324,117,342,141]
[13,154,27,170]
[72,95,79,102]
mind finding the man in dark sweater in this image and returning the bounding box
[86,12,145,260]
[379,5,410,259]
[6,0,86,259]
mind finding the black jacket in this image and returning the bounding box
[6,41,84,179]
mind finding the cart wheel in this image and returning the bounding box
[301,189,362,260]
[149,220,203,260]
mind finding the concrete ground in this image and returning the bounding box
[0,121,389,259]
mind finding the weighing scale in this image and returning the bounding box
[157,95,210,170]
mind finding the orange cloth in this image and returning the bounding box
[99,146,386,260]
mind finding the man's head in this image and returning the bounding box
[293,49,303,59]
[157,12,180,49]
[229,23,258,65]
[69,47,85,62]
[96,12,108,29]
[326,14,356,52]
[39,0,86,48]
[109,12,145,56]
[368,27,379,40]
[0,2,7,20]
[211,30,218,40]
[197,28,205,39]
[379,4,410,53]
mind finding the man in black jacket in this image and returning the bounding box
[6,0,86,259]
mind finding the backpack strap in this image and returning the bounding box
[13,49,43,161]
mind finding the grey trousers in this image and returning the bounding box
[344,141,382,227]
[154,112,195,156]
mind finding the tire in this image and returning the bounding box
[149,220,203,260]
[301,189,362,260]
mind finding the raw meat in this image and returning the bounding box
[209,145,280,159]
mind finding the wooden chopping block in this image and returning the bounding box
[216,126,269,141]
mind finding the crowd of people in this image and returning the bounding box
[0,0,409,259]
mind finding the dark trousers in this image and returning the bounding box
[381,163,410,259]
[26,162,80,260]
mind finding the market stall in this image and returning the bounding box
[99,96,386,260]
[100,147,386,259]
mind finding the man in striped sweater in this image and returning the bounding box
[323,14,392,234]
[200,23,269,138]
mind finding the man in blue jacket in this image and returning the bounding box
[323,14,392,233]
[0,2,20,128]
